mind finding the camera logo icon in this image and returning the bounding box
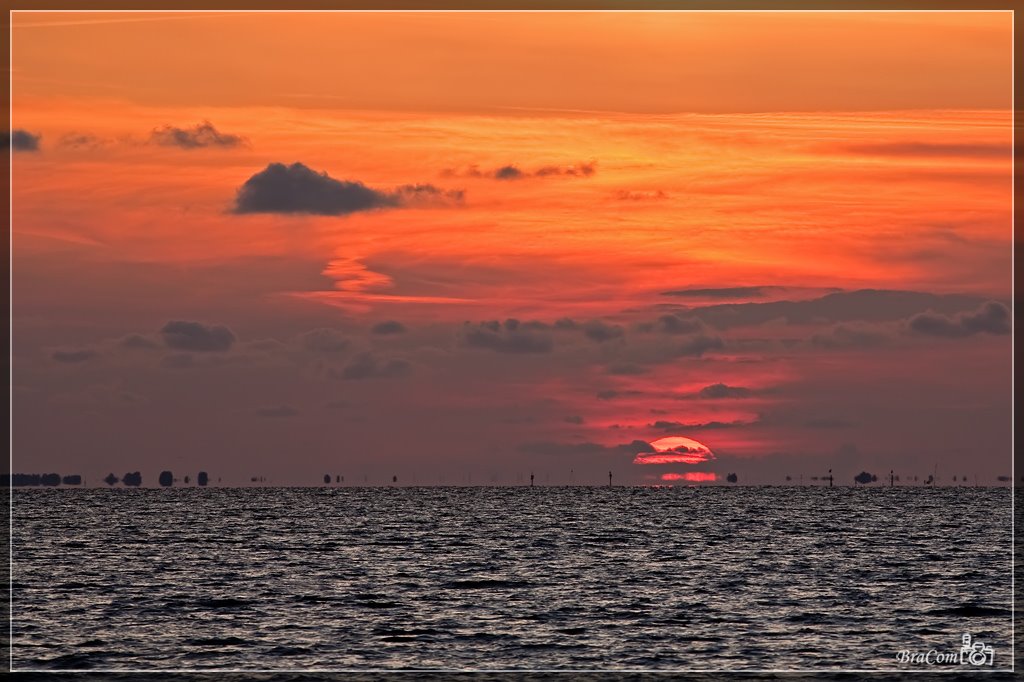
[959,633,995,666]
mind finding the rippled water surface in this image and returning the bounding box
[11,486,1013,671]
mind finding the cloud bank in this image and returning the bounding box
[7,129,41,152]
[233,163,463,215]
[908,301,1011,338]
[462,320,554,354]
[150,121,247,149]
[160,321,236,352]
[443,161,597,180]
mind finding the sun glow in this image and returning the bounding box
[633,437,716,465]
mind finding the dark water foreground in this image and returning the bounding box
[9,486,1014,673]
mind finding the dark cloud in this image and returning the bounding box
[845,142,1008,159]
[393,184,465,205]
[443,162,596,180]
[161,321,236,352]
[554,318,579,331]
[150,121,247,149]
[615,190,668,201]
[698,383,753,399]
[232,162,462,216]
[119,334,159,350]
[518,439,654,458]
[960,302,1012,334]
[336,352,412,380]
[462,319,553,354]
[371,320,407,335]
[7,129,41,152]
[494,165,524,180]
[58,133,107,150]
[233,163,392,215]
[908,301,1011,338]
[564,415,585,425]
[650,420,747,430]
[533,162,597,177]
[662,286,768,299]
[682,289,988,330]
[255,405,299,418]
[677,334,724,357]
[51,349,97,364]
[300,328,350,353]
[582,319,624,343]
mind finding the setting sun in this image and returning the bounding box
[634,437,716,465]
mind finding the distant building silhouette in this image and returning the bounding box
[158,471,173,487]
[854,471,875,485]
[40,473,60,486]
[62,475,82,486]
[197,471,209,486]
[323,474,331,485]
[726,473,738,483]
[123,472,142,487]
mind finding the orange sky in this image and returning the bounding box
[10,12,1013,112]
[12,102,1012,312]
[10,11,1014,485]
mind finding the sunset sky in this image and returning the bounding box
[10,11,1013,485]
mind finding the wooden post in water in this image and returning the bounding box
[530,472,534,487]
[608,471,612,488]
[890,470,894,487]
[828,469,833,488]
